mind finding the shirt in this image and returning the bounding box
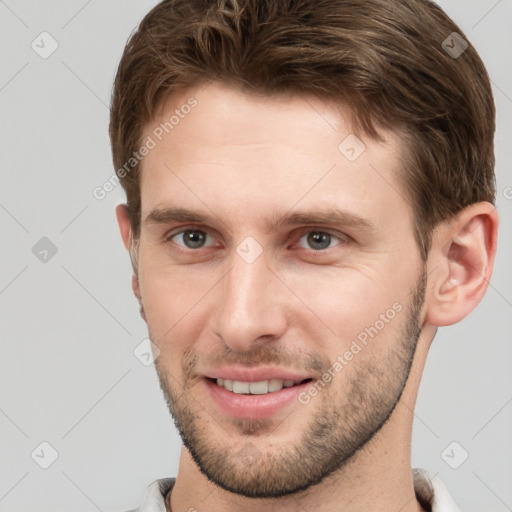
[127,468,461,512]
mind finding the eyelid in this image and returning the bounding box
[165,225,207,241]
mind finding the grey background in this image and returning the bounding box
[0,1,510,511]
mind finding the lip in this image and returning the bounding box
[204,366,313,383]
[203,369,314,420]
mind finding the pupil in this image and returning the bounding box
[185,230,205,248]
[308,232,330,250]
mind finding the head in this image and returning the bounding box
[111,0,498,499]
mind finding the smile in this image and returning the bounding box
[215,378,311,395]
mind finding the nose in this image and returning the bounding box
[212,247,288,352]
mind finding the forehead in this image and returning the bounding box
[138,81,411,233]
[148,82,378,159]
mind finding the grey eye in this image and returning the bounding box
[173,230,210,249]
[297,231,341,251]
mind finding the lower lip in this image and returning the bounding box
[204,378,312,420]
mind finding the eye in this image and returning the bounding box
[165,227,348,254]
[295,230,346,251]
[167,229,215,250]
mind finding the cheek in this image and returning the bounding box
[138,257,216,358]
[283,266,403,348]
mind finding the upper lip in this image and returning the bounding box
[204,366,313,383]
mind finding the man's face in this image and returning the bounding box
[136,82,426,497]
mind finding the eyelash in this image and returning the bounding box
[164,226,349,253]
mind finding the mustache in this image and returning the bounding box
[182,343,330,377]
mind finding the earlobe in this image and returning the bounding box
[425,202,498,327]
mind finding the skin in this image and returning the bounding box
[116,81,498,512]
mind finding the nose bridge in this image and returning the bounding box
[214,244,286,350]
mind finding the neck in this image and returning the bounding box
[169,428,422,512]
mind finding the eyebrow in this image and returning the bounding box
[144,206,376,233]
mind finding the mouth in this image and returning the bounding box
[203,373,315,420]
[208,377,313,395]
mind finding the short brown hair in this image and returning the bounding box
[109,0,496,262]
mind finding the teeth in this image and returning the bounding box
[268,379,284,392]
[232,381,250,394]
[216,378,303,394]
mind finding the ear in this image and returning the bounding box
[425,202,498,327]
[116,204,146,321]
[116,203,132,251]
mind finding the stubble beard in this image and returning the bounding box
[153,272,426,498]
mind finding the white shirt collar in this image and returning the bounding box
[413,468,461,511]
[130,468,461,512]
